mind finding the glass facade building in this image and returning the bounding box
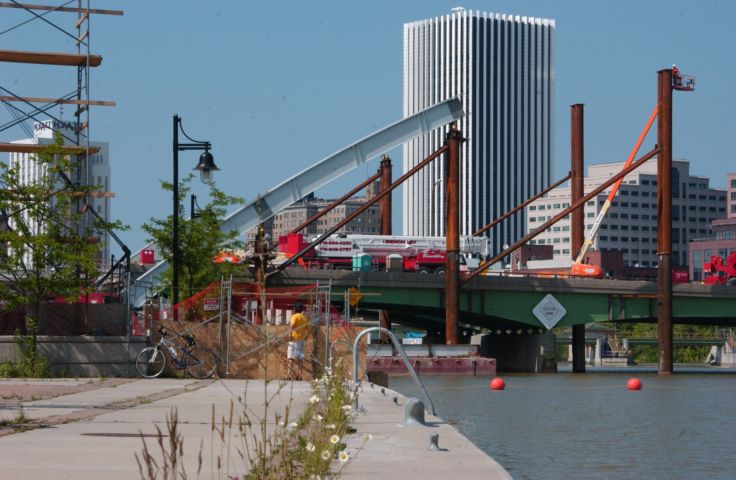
[403,9,555,255]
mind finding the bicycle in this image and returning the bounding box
[135,327,219,379]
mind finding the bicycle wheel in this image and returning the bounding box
[135,347,166,378]
[184,347,219,379]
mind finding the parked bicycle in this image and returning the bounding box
[135,327,219,379]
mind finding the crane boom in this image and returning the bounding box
[129,98,463,307]
[574,106,658,265]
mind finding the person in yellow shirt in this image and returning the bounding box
[287,303,309,380]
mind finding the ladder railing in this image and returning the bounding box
[352,327,435,416]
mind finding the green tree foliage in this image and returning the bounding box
[0,133,111,366]
[141,174,244,301]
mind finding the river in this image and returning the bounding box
[392,369,736,479]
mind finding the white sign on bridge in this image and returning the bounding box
[533,294,567,330]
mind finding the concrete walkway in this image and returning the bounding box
[340,383,511,479]
[0,378,510,479]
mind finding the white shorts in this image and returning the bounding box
[287,340,305,360]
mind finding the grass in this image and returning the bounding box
[0,401,27,429]
[135,359,362,479]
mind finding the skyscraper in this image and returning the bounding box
[403,9,555,255]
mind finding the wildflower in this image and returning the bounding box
[309,395,319,404]
[310,475,322,480]
[321,450,330,460]
[363,433,373,441]
[278,421,285,427]
[325,423,336,430]
[341,405,352,411]
[306,442,315,452]
[330,434,340,444]
[338,450,350,462]
[289,421,298,429]
[315,414,323,422]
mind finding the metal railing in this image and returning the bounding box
[352,327,435,416]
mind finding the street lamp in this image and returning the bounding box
[172,114,220,317]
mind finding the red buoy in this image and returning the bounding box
[627,378,642,391]
[490,377,506,391]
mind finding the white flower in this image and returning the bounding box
[309,395,319,404]
[306,442,315,452]
[321,449,330,460]
[278,421,285,427]
[310,475,321,480]
[330,434,340,444]
[338,450,350,462]
[315,414,323,422]
[341,405,352,411]
[363,433,373,441]
[289,422,298,429]
[325,423,336,430]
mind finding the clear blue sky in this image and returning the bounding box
[2,0,735,255]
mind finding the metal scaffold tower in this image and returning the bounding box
[0,1,126,283]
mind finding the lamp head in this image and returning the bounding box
[193,147,220,182]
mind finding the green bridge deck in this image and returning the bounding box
[268,270,736,331]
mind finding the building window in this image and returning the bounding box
[530,205,536,210]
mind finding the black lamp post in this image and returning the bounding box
[172,114,220,318]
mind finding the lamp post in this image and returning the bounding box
[172,114,220,319]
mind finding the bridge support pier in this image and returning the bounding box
[570,104,586,372]
[379,156,392,340]
[445,125,462,345]
[657,69,673,374]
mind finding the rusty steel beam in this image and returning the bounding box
[379,155,392,235]
[472,173,571,237]
[0,49,102,67]
[278,145,449,271]
[571,104,586,373]
[0,95,116,106]
[0,2,124,15]
[463,147,661,283]
[379,155,393,338]
[0,142,99,154]
[657,69,674,375]
[445,125,462,345]
[289,169,382,235]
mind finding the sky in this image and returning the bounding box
[2,0,735,257]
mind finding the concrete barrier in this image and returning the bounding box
[0,336,148,377]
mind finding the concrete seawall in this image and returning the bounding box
[341,384,512,479]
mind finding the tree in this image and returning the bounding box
[141,174,245,303]
[0,133,110,368]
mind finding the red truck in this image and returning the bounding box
[703,252,736,285]
[278,233,489,273]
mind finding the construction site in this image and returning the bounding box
[1,3,735,382]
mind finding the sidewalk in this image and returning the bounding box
[0,378,510,479]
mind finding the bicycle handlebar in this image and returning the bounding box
[157,326,195,346]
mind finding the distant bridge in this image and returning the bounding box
[268,270,736,331]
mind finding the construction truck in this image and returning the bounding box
[703,252,736,285]
[277,233,489,273]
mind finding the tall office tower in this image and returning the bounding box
[403,9,555,255]
[8,120,112,269]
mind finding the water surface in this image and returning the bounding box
[392,372,736,480]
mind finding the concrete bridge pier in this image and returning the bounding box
[479,332,556,372]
